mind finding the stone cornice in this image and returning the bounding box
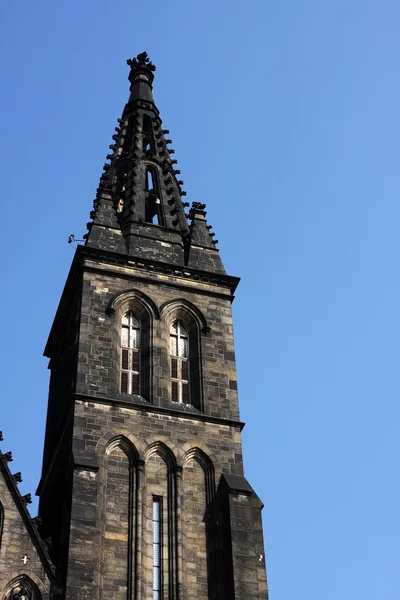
[80,244,239,293]
[74,393,245,431]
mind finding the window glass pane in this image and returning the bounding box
[170,322,178,335]
[179,337,188,358]
[121,327,129,348]
[131,328,139,349]
[131,373,139,395]
[121,349,129,370]
[121,312,140,394]
[121,372,128,393]
[153,544,160,566]
[131,315,140,328]
[181,360,188,381]
[182,382,189,404]
[179,323,188,338]
[170,336,178,356]
[171,381,179,402]
[153,522,160,543]
[153,499,160,520]
[171,358,178,379]
[132,349,139,372]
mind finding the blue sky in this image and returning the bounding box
[1,1,399,598]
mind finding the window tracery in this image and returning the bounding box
[3,578,40,600]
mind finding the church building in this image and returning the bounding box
[0,53,269,600]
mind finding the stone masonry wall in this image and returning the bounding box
[66,399,244,600]
[0,476,51,600]
[76,259,240,422]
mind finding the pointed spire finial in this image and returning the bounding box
[126,51,156,103]
[127,52,156,73]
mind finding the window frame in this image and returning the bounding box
[170,321,190,404]
[152,496,163,600]
[120,311,141,395]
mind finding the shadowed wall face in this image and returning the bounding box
[183,458,208,600]
[103,445,131,600]
[144,452,169,600]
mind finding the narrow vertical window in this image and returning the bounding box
[122,117,135,153]
[170,321,189,403]
[121,312,140,394]
[143,114,155,155]
[152,497,162,600]
[145,167,163,225]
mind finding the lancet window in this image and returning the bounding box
[3,578,40,600]
[170,321,189,403]
[145,167,163,225]
[121,312,140,394]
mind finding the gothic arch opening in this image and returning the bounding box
[144,442,177,600]
[144,166,164,226]
[3,576,41,600]
[100,437,139,600]
[182,449,216,600]
[162,302,205,410]
[109,290,156,402]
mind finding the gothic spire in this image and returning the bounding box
[85,52,225,274]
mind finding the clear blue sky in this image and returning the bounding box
[1,1,399,598]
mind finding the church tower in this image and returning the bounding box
[36,53,268,600]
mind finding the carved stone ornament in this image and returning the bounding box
[6,585,33,600]
[127,52,156,72]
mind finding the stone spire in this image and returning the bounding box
[85,52,226,274]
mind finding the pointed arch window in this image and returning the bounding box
[4,577,41,600]
[145,167,164,226]
[170,321,189,403]
[121,312,140,394]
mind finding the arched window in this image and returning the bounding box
[145,167,164,225]
[121,312,140,394]
[170,321,189,403]
[3,577,41,600]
